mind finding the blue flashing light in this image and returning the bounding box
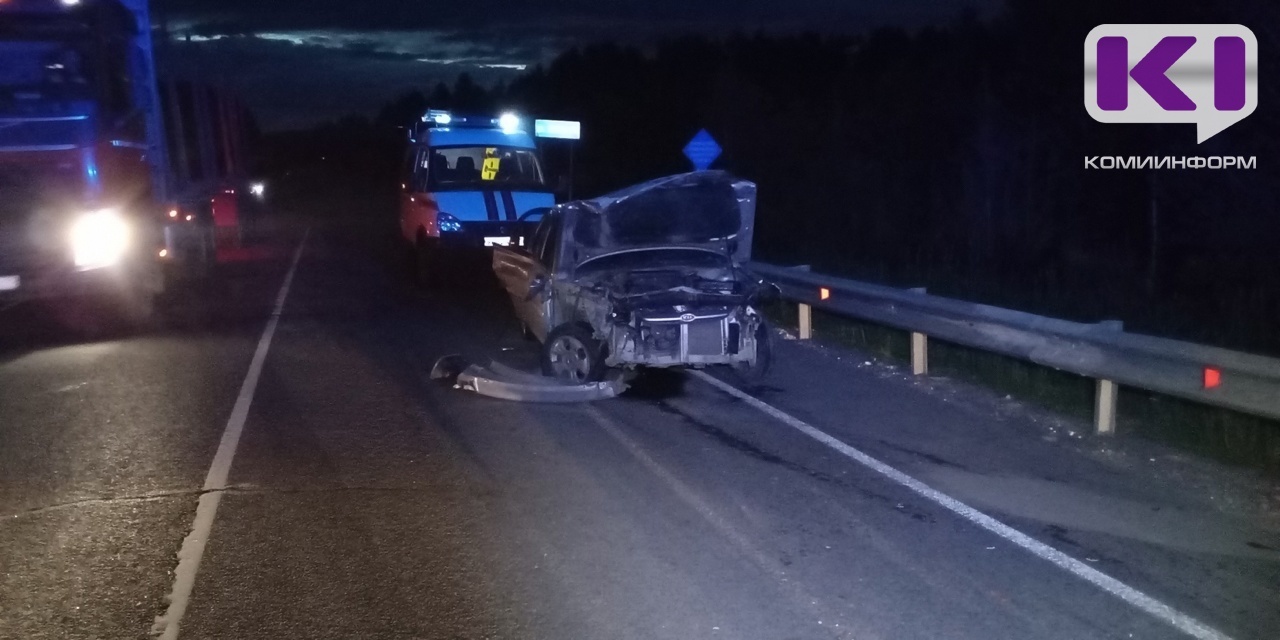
[438,212,463,233]
[425,109,453,125]
[81,147,100,193]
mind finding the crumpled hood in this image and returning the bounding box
[562,171,756,264]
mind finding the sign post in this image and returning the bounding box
[535,119,582,200]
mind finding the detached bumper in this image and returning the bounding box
[431,355,629,403]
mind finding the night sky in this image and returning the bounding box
[157,0,1001,129]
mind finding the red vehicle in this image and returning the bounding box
[0,0,249,321]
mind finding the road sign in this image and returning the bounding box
[535,119,581,140]
[683,129,722,171]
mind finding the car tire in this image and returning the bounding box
[541,324,607,383]
[731,319,773,384]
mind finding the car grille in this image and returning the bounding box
[686,319,725,356]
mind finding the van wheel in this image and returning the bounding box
[414,239,436,287]
[541,324,607,383]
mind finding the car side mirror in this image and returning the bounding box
[526,275,548,301]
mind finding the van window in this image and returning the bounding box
[428,146,546,192]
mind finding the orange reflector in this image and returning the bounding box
[819,287,831,301]
[1203,367,1221,389]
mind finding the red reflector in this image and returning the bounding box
[819,287,831,301]
[1203,368,1221,389]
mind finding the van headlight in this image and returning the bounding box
[71,209,131,270]
[438,212,463,233]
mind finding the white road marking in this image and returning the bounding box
[585,405,860,639]
[152,230,309,640]
[690,371,1233,640]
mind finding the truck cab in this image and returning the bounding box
[400,110,554,280]
[0,0,164,317]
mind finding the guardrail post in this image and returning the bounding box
[1094,379,1118,435]
[911,332,928,375]
[798,303,813,340]
[907,288,929,375]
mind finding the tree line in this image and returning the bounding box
[271,0,1280,355]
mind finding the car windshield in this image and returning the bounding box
[576,248,731,275]
[428,145,547,192]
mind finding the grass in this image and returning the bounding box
[763,302,1280,473]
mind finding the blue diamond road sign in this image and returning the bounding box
[683,129,722,171]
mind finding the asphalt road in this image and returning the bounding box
[2,213,1278,640]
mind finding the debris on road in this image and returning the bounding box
[431,355,629,402]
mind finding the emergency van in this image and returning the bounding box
[400,110,554,282]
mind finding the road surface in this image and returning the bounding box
[2,213,1278,640]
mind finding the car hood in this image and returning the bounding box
[435,190,555,223]
[562,171,756,265]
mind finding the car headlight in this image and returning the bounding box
[71,209,130,270]
[438,212,463,233]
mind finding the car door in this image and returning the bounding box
[494,212,557,340]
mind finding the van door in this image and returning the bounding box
[400,147,438,242]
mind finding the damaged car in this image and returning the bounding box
[493,171,778,383]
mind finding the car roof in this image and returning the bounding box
[426,127,537,149]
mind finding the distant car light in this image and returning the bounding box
[250,182,266,197]
[169,209,179,218]
[498,112,521,134]
[71,209,129,270]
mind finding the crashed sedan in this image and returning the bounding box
[494,171,777,383]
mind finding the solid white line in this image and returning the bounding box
[152,230,310,640]
[690,371,1233,640]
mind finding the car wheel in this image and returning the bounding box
[414,239,436,287]
[541,324,607,383]
[731,320,773,384]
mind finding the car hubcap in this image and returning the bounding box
[549,336,592,382]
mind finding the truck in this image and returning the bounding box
[399,110,556,283]
[0,0,248,323]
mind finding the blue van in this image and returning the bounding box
[399,111,554,279]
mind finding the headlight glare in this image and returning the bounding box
[71,209,130,269]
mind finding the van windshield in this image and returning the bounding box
[428,145,547,192]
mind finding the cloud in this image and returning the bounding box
[158,34,527,129]
[156,0,1000,128]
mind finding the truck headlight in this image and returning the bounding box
[71,209,130,270]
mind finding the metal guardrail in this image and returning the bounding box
[746,262,1280,433]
